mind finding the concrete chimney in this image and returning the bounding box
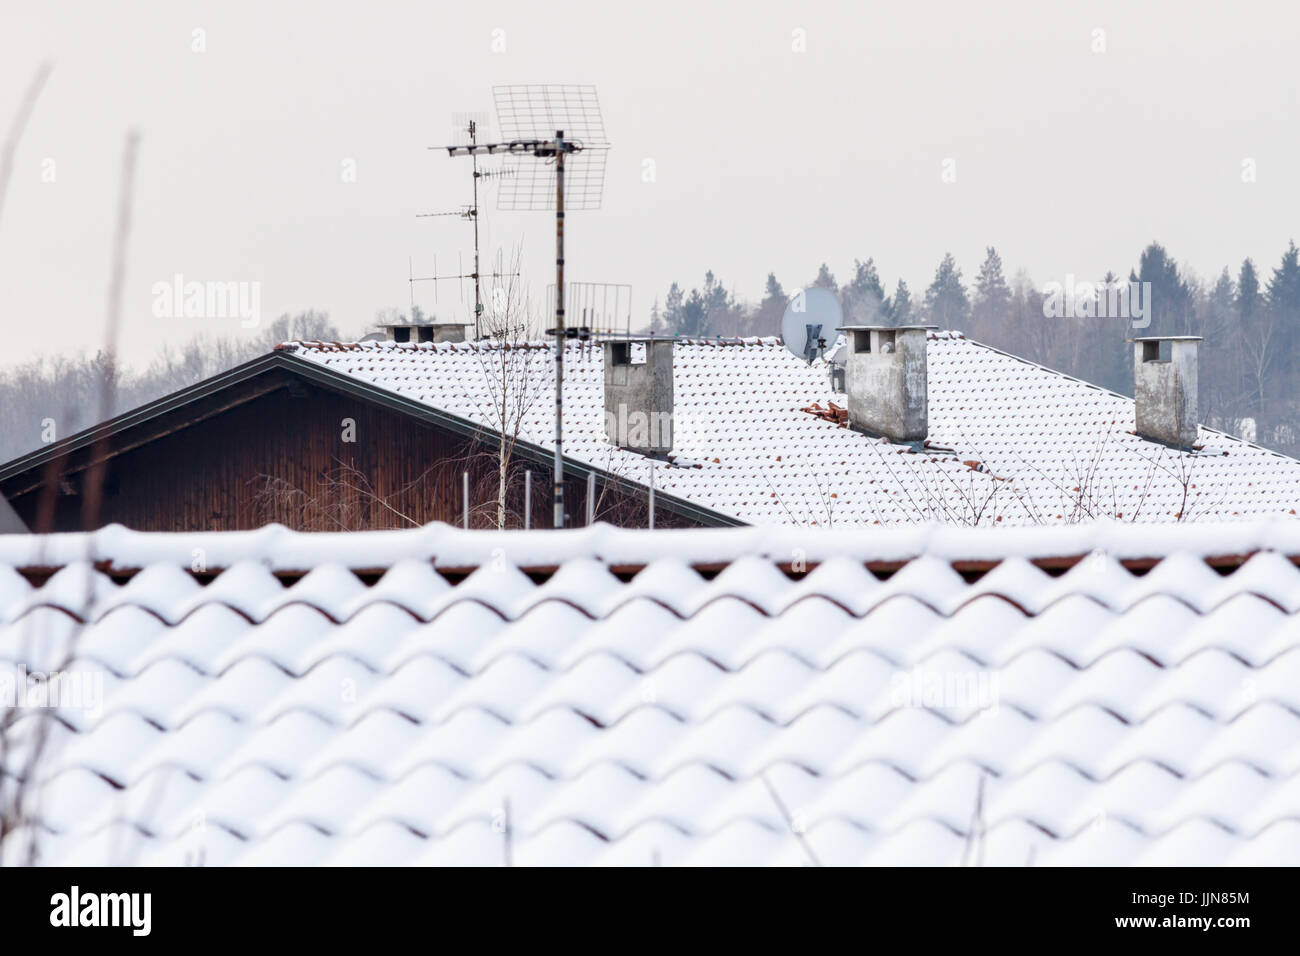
[603,338,673,455]
[837,325,934,443]
[1131,335,1201,448]
[379,322,468,344]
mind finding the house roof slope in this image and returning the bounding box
[3,520,1300,866]
[282,332,1300,527]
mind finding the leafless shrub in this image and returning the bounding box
[3,128,139,866]
[768,419,1214,529]
[0,61,52,227]
[960,770,989,867]
[250,459,439,531]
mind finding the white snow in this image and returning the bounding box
[4,519,1300,865]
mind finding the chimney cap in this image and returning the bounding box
[597,334,676,343]
[377,320,468,344]
[376,320,467,329]
[1126,335,1203,343]
[836,324,937,332]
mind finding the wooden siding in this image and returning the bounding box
[8,380,704,533]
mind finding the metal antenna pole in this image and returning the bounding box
[432,86,608,531]
[553,129,565,529]
[469,119,483,339]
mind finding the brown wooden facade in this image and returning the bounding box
[0,353,730,534]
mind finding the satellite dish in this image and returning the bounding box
[780,287,842,364]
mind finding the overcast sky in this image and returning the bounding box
[2,0,1298,365]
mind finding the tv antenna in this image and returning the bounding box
[414,113,518,337]
[543,282,633,337]
[407,247,517,322]
[431,84,610,529]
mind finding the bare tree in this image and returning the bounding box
[470,248,548,529]
[0,310,344,463]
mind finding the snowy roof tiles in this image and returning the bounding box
[4,520,1300,866]
[280,333,1300,527]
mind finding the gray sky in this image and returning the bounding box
[2,0,1298,365]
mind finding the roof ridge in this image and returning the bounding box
[284,336,787,351]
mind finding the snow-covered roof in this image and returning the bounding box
[4,520,1300,866]
[279,333,1300,527]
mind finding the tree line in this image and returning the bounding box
[3,241,1299,466]
[0,312,340,462]
[648,241,1300,455]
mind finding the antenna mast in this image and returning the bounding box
[414,113,518,337]
[468,118,483,339]
[553,129,566,529]
[430,85,609,528]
